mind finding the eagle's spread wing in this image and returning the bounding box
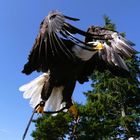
[22,10,93,75]
[86,26,136,71]
[78,26,137,79]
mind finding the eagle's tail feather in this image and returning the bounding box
[19,73,64,112]
[44,86,64,112]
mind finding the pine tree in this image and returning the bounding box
[81,55,140,140]
[32,113,72,140]
[31,17,140,140]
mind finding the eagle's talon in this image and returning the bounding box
[35,101,45,114]
[35,105,44,114]
[68,105,78,119]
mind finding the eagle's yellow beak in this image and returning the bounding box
[88,41,104,50]
[93,42,104,50]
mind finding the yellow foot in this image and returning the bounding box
[68,105,78,119]
[35,101,45,114]
[35,105,44,114]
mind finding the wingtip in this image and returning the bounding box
[64,15,80,21]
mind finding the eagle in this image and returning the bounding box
[19,10,136,117]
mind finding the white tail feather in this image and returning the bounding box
[44,86,64,111]
[19,73,49,108]
[19,73,65,112]
[19,73,49,93]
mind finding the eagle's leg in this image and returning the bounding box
[36,78,54,114]
[62,80,78,118]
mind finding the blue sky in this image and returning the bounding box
[0,0,139,140]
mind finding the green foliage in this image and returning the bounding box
[32,113,73,140]
[32,16,140,140]
[103,15,116,30]
[84,56,140,139]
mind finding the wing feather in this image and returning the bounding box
[86,26,136,71]
[22,10,94,75]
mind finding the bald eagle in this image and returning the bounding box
[19,10,136,114]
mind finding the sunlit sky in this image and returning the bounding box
[0,0,139,140]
